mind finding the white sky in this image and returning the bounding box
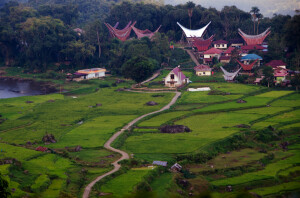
[164,0,300,17]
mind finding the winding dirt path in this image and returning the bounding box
[82,91,181,198]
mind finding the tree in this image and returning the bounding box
[262,66,274,87]
[250,7,260,34]
[121,56,158,83]
[186,1,195,29]
[0,174,10,197]
[85,19,105,58]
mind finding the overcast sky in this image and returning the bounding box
[164,0,300,17]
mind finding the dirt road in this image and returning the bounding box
[82,91,181,198]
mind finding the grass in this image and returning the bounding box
[187,148,267,172]
[40,179,64,198]
[100,169,151,197]
[138,111,189,127]
[68,148,120,163]
[123,112,264,154]
[178,91,242,104]
[211,150,300,187]
[150,173,173,197]
[251,181,300,196]
[278,166,300,177]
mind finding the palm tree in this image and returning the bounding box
[250,7,260,34]
[186,1,195,29]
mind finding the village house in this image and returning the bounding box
[241,44,265,54]
[194,65,212,76]
[35,146,49,152]
[153,161,168,167]
[219,46,236,63]
[213,40,228,49]
[170,163,182,172]
[74,68,106,80]
[229,38,244,47]
[203,48,223,64]
[165,67,189,87]
[241,54,263,66]
[274,68,289,84]
[73,28,85,36]
[266,60,287,69]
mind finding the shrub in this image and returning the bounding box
[31,174,51,193]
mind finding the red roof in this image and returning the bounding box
[274,68,288,77]
[224,46,235,54]
[204,58,213,62]
[241,45,265,51]
[213,40,228,44]
[171,67,187,81]
[204,47,223,55]
[266,60,286,68]
[194,65,212,71]
[219,56,231,60]
[237,59,258,71]
[36,146,48,152]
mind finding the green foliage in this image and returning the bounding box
[30,174,51,193]
[0,173,11,198]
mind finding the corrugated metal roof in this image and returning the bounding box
[153,161,168,166]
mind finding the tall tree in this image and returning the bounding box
[186,1,195,29]
[250,7,260,34]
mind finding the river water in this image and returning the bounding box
[0,79,44,99]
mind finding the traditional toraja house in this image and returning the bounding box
[177,21,211,42]
[274,68,289,84]
[213,40,228,49]
[192,35,214,52]
[220,66,241,81]
[266,60,287,69]
[238,27,271,45]
[203,47,223,64]
[194,65,212,76]
[105,21,136,41]
[237,59,259,75]
[131,25,161,39]
[165,67,189,87]
[241,54,262,65]
[74,68,106,80]
[241,44,265,53]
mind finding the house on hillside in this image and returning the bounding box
[35,146,49,152]
[165,67,189,87]
[241,45,265,54]
[73,28,85,36]
[74,68,106,80]
[274,68,289,84]
[170,163,182,172]
[229,38,244,47]
[203,48,223,64]
[241,54,263,66]
[219,46,237,63]
[153,161,168,167]
[213,40,228,49]
[194,65,212,76]
[266,60,287,69]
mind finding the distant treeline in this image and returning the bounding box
[0,0,299,76]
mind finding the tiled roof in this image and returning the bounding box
[213,40,228,44]
[224,46,235,54]
[274,68,288,77]
[171,67,187,81]
[194,65,212,71]
[241,45,265,50]
[219,56,231,60]
[266,60,286,68]
[203,47,223,54]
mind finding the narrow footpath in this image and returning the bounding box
[82,90,181,198]
[185,49,200,65]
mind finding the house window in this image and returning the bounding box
[203,72,206,74]
[171,74,174,79]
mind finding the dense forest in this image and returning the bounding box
[0,0,299,79]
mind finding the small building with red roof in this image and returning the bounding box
[219,56,231,63]
[203,48,223,64]
[266,60,286,69]
[194,65,212,76]
[213,40,228,49]
[164,66,189,87]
